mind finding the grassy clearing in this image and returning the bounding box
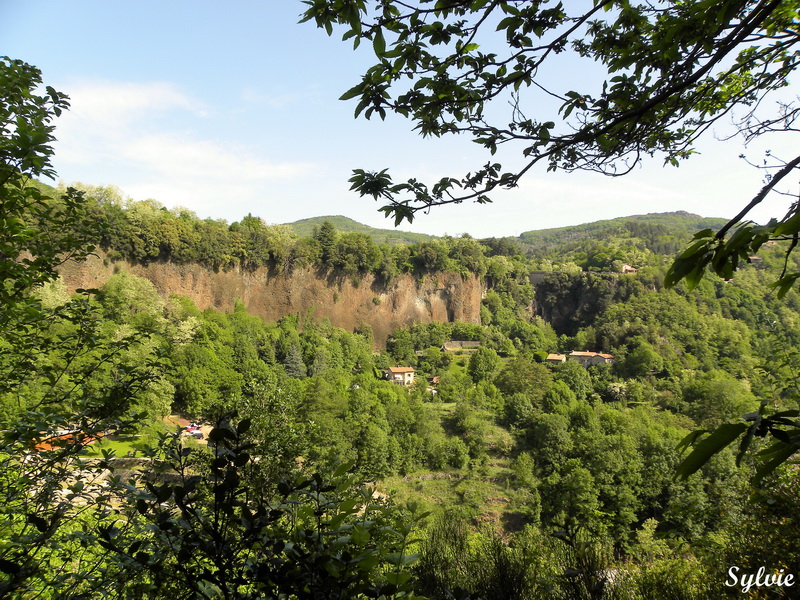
[380,455,532,533]
[425,402,457,418]
[85,435,140,457]
[85,419,173,457]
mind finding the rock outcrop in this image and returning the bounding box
[58,255,483,346]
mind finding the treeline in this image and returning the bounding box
[518,212,729,261]
[60,184,505,281]
[8,260,798,598]
[55,183,690,288]
[12,270,753,538]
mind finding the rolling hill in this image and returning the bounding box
[514,211,729,256]
[284,215,436,245]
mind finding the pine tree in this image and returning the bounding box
[282,342,307,379]
[314,220,338,265]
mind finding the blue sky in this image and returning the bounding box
[2,1,794,237]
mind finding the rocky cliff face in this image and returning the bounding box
[58,255,484,346]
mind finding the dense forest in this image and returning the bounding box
[5,58,800,600]
[6,179,800,598]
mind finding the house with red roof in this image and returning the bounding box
[568,351,614,367]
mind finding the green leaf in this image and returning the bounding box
[678,238,711,260]
[0,559,22,575]
[754,442,797,484]
[333,459,356,477]
[386,570,412,586]
[774,212,800,236]
[684,260,709,290]
[676,429,707,454]
[373,29,386,56]
[27,514,49,533]
[675,423,748,479]
[340,83,365,101]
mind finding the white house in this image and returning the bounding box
[384,366,415,386]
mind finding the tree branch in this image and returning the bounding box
[716,154,800,239]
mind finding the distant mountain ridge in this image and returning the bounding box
[285,211,728,253]
[283,215,436,245]
[513,211,729,256]
[517,211,727,242]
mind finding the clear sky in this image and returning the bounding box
[2,1,795,237]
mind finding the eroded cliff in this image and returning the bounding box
[58,255,483,346]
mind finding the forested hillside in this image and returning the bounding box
[7,172,800,597]
[285,215,436,246]
[518,212,729,265]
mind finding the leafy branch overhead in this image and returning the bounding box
[676,407,800,484]
[303,0,800,279]
[665,154,800,295]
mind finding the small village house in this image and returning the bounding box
[568,351,614,367]
[384,366,415,386]
[546,353,568,365]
